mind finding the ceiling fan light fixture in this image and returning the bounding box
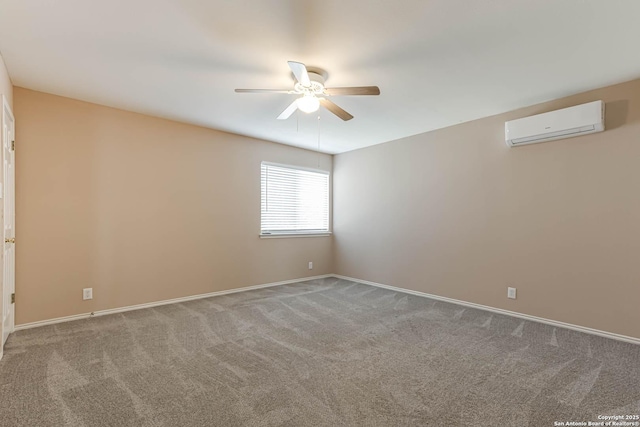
[296,95,320,113]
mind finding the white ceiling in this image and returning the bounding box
[1,1,640,154]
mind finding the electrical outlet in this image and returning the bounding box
[507,287,517,299]
[83,288,93,300]
[308,261,313,270]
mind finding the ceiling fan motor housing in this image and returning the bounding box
[295,71,326,95]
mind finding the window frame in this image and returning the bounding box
[260,161,331,238]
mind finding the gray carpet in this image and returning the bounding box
[1,278,639,426]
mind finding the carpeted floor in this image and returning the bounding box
[0,277,639,426]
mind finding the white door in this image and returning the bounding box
[2,96,15,347]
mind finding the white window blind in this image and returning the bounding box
[261,162,330,235]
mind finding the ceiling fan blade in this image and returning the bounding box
[324,86,380,96]
[277,100,299,120]
[235,89,293,94]
[319,98,354,121]
[288,61,311,87]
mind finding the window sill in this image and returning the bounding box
[260,232,332,239]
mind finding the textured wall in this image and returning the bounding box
[333,78,640,339]
[14,88,332,324]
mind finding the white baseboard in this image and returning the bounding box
[332,274,640,346]
[13,274,333,331]
[13,273,640,346]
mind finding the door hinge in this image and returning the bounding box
[11,140,15,151]
[11,293,15,304]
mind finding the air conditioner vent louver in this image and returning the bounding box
[505,101,604,147]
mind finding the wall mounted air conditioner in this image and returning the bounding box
[505,100,604,147]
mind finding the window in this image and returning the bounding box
[261,162,330,236]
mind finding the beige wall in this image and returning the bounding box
[14,88,332,325]
[0,52,11,109]
[334,78,640,339]
[13,76,640,339]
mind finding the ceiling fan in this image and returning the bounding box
[235,61,380,121]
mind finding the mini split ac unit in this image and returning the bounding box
[505,100,605,147]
